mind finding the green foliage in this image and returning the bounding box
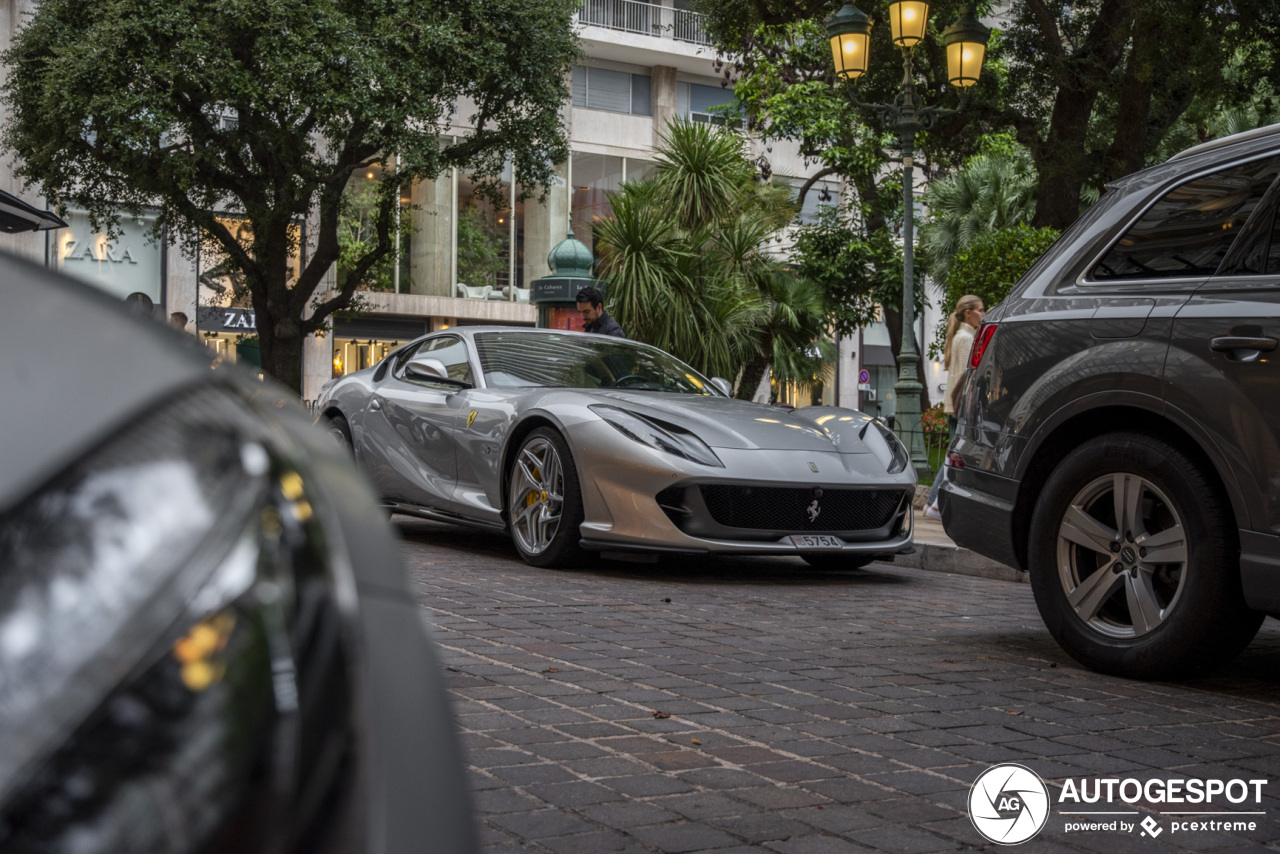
[2,0,580,390]
[337,179,414,292]
[455,204,509,289]
[920,148,1038,286]
[930,223,1058,357]
[595,120,831,393]
[792,204,922,338]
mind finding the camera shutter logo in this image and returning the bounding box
[969,763,1050,845]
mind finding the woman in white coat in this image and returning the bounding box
[924,294,985,519]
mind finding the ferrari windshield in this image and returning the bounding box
[474,331,723,395]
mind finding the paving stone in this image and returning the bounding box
[627,821,746,852]
[398,521,1280,854]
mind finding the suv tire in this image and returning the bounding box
[1028,432,1262,679]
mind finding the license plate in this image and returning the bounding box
[790,534,844,549]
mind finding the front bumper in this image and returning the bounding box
[571,425,916,557]
[938,465,1022,571]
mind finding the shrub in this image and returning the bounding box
[930,222,1059,358]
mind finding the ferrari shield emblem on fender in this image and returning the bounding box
[808,461,819,473]
[467,410,478,428]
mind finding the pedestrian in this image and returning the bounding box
[169,311,190,332]
[576,285,625,338]
[924,293,985,520]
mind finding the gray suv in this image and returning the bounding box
[941,123,1280,679]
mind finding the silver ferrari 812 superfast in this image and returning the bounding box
[317,327,916,568]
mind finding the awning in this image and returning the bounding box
[0,190,67,233]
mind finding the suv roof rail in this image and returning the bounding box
[1169,121,1280,162]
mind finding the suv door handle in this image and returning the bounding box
[1210,336,1278,362]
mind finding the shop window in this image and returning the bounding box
[457,163,514,295]
[56,211,162,301]
[570,152,624,257]
[792,179,839,226]
[338,162,412,292]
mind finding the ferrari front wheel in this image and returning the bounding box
[507,427,588,567]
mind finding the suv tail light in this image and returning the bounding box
[968,322,998,369]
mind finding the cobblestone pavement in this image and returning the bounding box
[398,518,1280,853]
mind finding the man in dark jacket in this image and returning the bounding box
[576,286,626,338]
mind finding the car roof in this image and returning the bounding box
[1168,121,1280,162]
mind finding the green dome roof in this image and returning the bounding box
[547,231,594,278]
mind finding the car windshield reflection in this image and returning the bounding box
[474,332,720,394]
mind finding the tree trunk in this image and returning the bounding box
[252,274,307,394]
[736,356,770,401]
[737,337,772,401]
[1030,88,1095,230]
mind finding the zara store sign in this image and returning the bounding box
[56,212,161,302]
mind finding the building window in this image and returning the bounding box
[676,81,738,126]
[569,155,655,257]
[791,178,839,226]
[457,163,514,296]
[572,66,651,116]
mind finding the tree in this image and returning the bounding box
[919,146,1038,287]
[337,179,415,293]
[3,0,579,391]
[696,0,1280,227]
[595,120,832,397]
[931,223,1059,356]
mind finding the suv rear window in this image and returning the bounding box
[1091,155,1280,281]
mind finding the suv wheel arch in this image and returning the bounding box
[1013,405,1242,572]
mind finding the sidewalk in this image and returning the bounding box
[898,508,1029,584]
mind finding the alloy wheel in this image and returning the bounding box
[509,436,564,556]
[1055,473,1188,639]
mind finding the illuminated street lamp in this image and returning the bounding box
[825,2,989,480]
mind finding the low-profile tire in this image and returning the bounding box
[1028,432,1262,680]
[327,413,353,453]
[506,427,588,568]
[801,554,877,570]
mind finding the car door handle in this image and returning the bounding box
[369,398,382,411]
[1210,336,1278,362]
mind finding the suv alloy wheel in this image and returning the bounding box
[1028,433,1262,679]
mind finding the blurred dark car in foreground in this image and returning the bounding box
[942,123,1280,680]
[0,253,476,852]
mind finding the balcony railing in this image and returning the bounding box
[576,0,711,46]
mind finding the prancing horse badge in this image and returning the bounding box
[467,410,478,428]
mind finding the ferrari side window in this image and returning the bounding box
[422,336,475,385]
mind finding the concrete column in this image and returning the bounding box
[651,66,678,148]
[523,160,569,287]
[165,230,199,332]
[302,328,332,403]
[410,171,454,297]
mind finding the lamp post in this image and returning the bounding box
[826,2,989,481]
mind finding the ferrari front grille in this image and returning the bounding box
[697,485,904,532]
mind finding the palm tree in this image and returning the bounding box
[919,152,1038,286]
[595,120,832,397]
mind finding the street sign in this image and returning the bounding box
[858,369,870,384]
